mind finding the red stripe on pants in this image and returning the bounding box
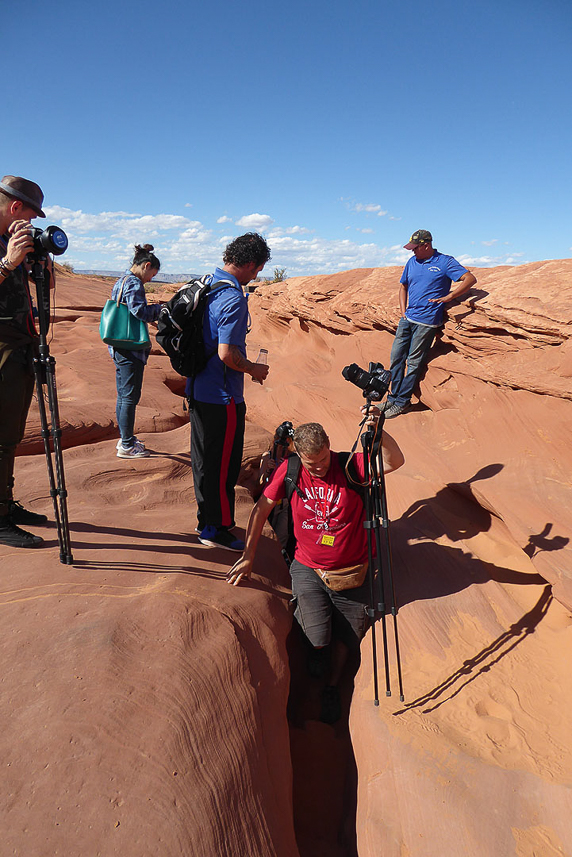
[219,400,237,527]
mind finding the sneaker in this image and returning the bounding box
[198,526,245,552]
[320,685,342,725]
[117,440,150,459]
[0,516,43,548]
[384,403,409,419]
[8,501,48,526]
[116,436,138,449]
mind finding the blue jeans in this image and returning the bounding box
[113,350,145,446]
[388,317,437,408]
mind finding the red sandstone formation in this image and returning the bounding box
[1,262,571,856]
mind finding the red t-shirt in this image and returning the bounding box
[263,452,367,570]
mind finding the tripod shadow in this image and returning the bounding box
[394,583,552,715]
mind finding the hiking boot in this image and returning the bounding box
[117,440,150,459]
[307,645,329,679]
[8,501,48,526]
[198,526,245,552]
[320,685,342,725]
[384,403,409,419]
[116,436,138,449]
[0,516,43,548]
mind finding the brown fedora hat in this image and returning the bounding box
[0,175,46,218]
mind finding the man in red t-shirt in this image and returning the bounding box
[227,415,404,722]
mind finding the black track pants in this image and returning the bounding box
[190,398,246,531]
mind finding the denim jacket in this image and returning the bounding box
[108,271,162,364]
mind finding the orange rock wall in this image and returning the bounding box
[2,261,571,856]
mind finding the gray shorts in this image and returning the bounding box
[289,559,370,649]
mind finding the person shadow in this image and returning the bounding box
[388,464,552,607]
[383,465,568,716]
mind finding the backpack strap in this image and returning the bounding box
[337,451,366,503]
[284,455,304,500]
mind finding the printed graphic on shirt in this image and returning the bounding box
[299,483,345,546]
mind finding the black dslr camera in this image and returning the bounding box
[29,225,68,260]
[274,420,294,446]
[342,361,391,401]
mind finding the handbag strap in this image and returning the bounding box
[115,276,128,306]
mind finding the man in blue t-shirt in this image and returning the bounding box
[189,233,271,552]
[384,229,477,419]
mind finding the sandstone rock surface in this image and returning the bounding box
[1,261,571,856]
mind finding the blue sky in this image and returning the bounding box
[5,0,571,276]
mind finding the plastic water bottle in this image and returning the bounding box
[252,348,268,384]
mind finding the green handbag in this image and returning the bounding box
[99,277,151,350]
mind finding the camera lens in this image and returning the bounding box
[31,225,69,257]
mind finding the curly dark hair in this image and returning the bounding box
[223,233,271,268]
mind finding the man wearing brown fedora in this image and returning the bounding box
[0,175,50,547]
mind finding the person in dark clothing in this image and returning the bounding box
[0,175,50,548]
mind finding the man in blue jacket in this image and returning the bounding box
[384,229,477,419]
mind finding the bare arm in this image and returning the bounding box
[398,282,408,316]
[218,343,269,383]
[360,405,405,473]
[226,495,277,585]
[428,271,477,305]
[380,429,405,473]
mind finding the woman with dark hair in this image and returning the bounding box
[109,244,162,459]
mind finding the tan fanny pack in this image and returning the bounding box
[313,561,369,592]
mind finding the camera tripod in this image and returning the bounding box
[29,259,74,564]
[359,400,404,703]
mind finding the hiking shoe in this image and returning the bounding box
[320,685,342,725]
[116,436,138,449]
[8,501,48,526]
[307,646,329,679]
[384,403,409,419]
[117,440,150,458]
[0,517,43,548]
[198,526,245,552]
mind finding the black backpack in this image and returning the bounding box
[155,275,235,377]
[273,452,365,566]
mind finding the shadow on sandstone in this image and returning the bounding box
[394,583,553,716]
[388,464,567,609]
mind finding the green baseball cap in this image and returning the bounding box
[404,229,432,250]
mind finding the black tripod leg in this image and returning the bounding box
[372,519,392,697]
[374,451,404,702]
[30,260,74,564]
[44,357,73,564]
[34,361,63,535]
[34,357,74,564]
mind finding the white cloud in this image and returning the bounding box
[344,199,392,218]
[235,213,274,230]
[482,239,498,246]
[262,234,408,274]
[457,252,527,266]
[353,202,385,214]
[185,203,193,208]
[45,204,527,277]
